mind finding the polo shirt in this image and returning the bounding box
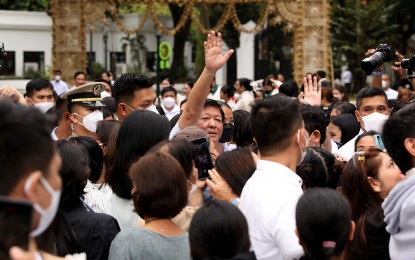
[239,160,304,260]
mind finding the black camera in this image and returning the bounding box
[361,43,396,74]
[400,55,415,78]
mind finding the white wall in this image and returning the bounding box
[0,10,258,87]
[0,11,52,77]
[0,10,176,77]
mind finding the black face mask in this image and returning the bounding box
[219,123,235,143]
[334,141,343,149]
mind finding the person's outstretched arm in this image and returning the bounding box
[178,31,234,129]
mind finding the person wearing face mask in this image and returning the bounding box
[161,86,180,120]
[168,31,234,156]
[300,104,327,149]
[94,79,113,98]
[0,100,86,260]
[239,94,305,260]
[218,102,235,150]
[25,78,55,113]
[51,69,69,96]
[112,73,159,122]
[159,77,186,106]
[61,82,106,139]
[328,113,360,149]
[337,87,390,161]
[382,74,398,100]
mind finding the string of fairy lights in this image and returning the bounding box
[100,0,299,36]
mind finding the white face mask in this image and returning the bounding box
[163,97,176,108]
[146,104,159,114]
[382,80,390,89]
[24,174,61,237]
[100,91,111,98]
[54,75,61,81]
[359,112,388,133]
[297,129,310,165]
[234,93,241,101]
[74,110,103,133]
[34,102,54,113]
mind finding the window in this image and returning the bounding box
[110,52,126,78]
[87,52,96,63]
[23,51,44,73]
[0,51,15,76]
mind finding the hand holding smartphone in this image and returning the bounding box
[190,138,214,180]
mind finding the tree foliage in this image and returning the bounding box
[331,0,401,92]
[0,0,48,11]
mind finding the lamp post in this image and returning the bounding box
[103,32,108,70]
[88,26,94,78]
[156,29,162,102]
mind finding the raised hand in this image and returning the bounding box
[391,52,407,79]
[204,31,234,74]
[0,85,27,105]
[298,75,321,106]
[206,169,236,202]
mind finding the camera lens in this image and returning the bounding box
[361,52,385,74]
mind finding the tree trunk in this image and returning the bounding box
[169,4,191,79]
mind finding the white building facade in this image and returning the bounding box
[0,10,255,89]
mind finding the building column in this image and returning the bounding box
[51,0,86,83]
[236,21,256,81]
[293,0,332,85]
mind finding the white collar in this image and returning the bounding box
[406,168,415,178]
[257,160,303,186]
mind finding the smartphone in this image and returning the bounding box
[373,134,385,150]
[190,138,214,180]
[0,196,32,260]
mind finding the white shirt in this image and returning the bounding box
[51,79,69,95]
[337,129,364,161]
[234,91,255,113]
[51,127,58,141]
[227,99,236,110]
[162,104,180,120]
[239,160,304,260]
[207,85,222,101]
[384,88,398,100]
[331,139,339,153]
[406,168,415,178]
[83,180,109,214]
[341,70,352,84]
[169,122,181,140]
[107,191,144,230]
[227,143,237,151]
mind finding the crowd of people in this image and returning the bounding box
[1,31,415,260]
